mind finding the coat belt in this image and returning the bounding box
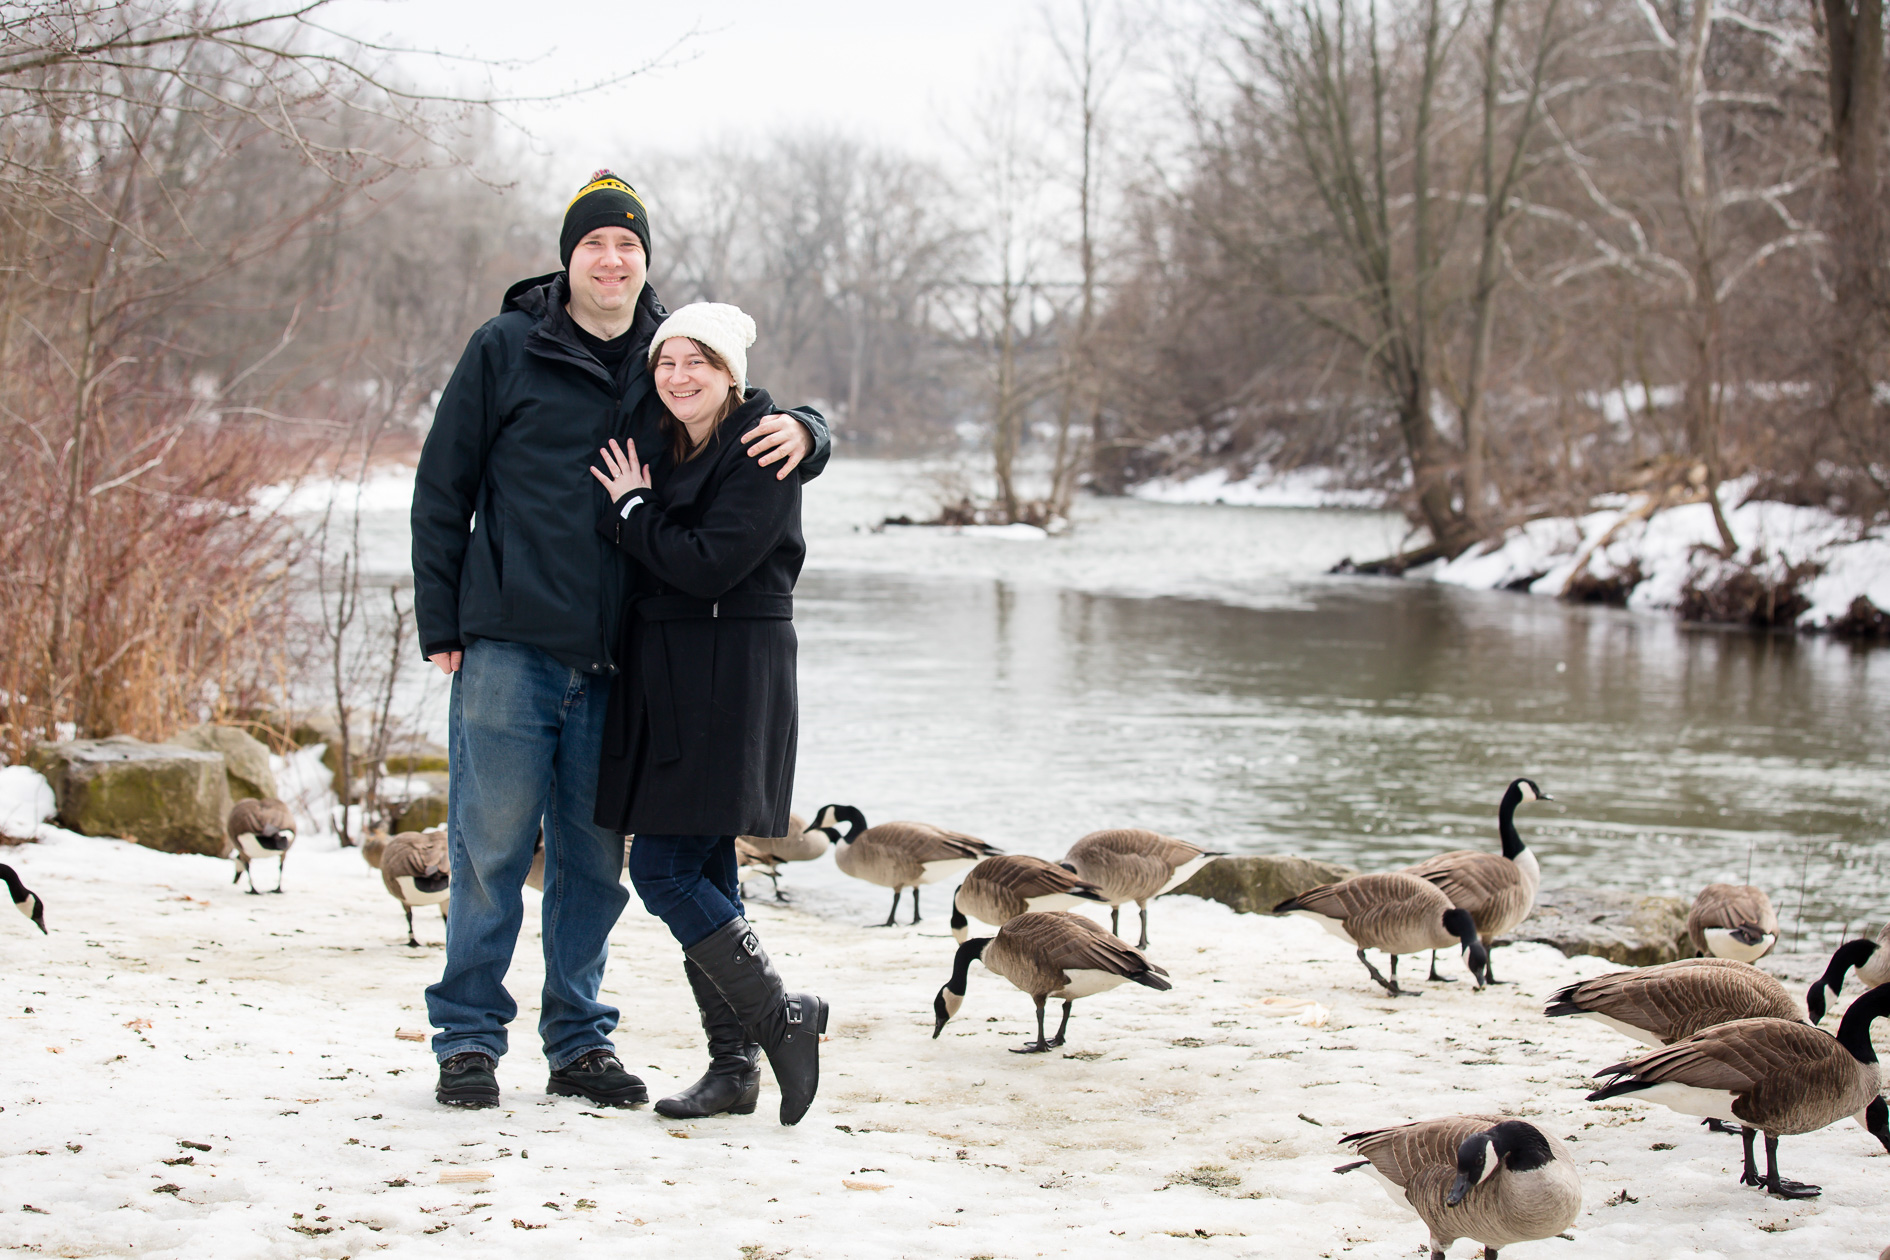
[632,593,793,762]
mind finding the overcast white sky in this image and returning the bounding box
[323,0,1049,192]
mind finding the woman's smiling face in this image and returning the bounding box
[654,337,734,429]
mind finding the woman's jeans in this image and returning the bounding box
[426,639,631,1070]
[627,835,744,949]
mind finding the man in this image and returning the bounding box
[410,171,829,1110]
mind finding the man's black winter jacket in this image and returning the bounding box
[410,273,830,674]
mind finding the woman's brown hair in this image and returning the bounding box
[656,337,745,462]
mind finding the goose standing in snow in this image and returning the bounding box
[932,911,1171,1053]
[809,804,1000,926]
[380,829,450,947]
[226,798,296,895]
[1546,958,1801,1047]
[1275,872,1488,995]
[1059,828,1222,948]
[1335,1116,1581,1260]
[1,862,46,934]
[736,812,819,900]
[1586,982,1890,1198]
[1405,777,1549,983]
[1807,923,1890,1024]
[1686,883,1779,961]
[949,855,1107,944]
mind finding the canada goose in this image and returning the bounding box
[736,812,818,900]
[1336,1116,1580,1260]
[1686,883,1779,961]
[1586,982,1890,1198]
[1,862,46,934]
[809,804,1001,926]
[932,911,1172,1052]
[1807,923,1890,1024]
[1545,958,1801,1047]
[949,855,1107,944]
[226,798,296,895]
[1058,828,1223,948]
[380,829,450,947]
[1274,872,1488,995]
[1406,777,1549,983]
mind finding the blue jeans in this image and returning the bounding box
[427,639,631,1069]
[627,835,743,949]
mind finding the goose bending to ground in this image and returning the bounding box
[1406,777,1550,983]
[1686,883,1779,961]
[1586,982,1890,1198]
[381,829,450,947]
[933,911,1171,1052]
[1336,1116,1580,1260]
[1546,958,1802,1047]
[1275,872,1488,995]
[949,855,1106,944]
[226,798,296,895]
[1058,828,1223,948]
[1807,923,1890,1024]
[810,804,1001,926]
[2,862,46,934]
[736,812,818,900]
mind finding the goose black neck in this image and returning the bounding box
[0,864,24,901]
[1819,939,1877,998]
[949,894,968,934]
[832,805,866,841]
[948,937,990,995]
[1498,782,1526,860]
[1835,982,1890,1064]
[1487,1120,1553,1172]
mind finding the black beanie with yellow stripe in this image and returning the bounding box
[560,170,651,269]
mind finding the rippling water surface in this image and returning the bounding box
[345,458,1890,948]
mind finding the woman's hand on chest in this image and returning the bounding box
[591,437,653,503]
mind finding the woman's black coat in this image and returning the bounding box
[592,387,802,838]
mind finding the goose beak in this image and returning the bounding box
[1446,1173,1472,1207]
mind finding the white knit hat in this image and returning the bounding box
[647,302,757,391]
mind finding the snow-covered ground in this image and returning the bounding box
[1130,466,1388,510]
[4,829,1886,1259]
[1430,482,1890,630]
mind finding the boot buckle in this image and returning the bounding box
[786,997,804,1025]
[740,931,760,956]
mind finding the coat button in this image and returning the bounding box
[591,663,600,670]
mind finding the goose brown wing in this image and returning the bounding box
[1342,1115,1507,1191]
[1556,959,1798,1041]
[1001,912,1172,986]
[1407,851,1530,934]
[1291,872,1438,923]
[1070,828,1205,866]
[1599,1018,1836,1092]
[1688,884,1780,948]
[978,855,1098,899]
[873,822,998,863]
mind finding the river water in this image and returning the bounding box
[335,458,1890,949]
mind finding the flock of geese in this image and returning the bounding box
[8,780,1889,1257]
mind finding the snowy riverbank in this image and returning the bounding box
[3,833,1885,1259]
[1129,466,1389,511]
[1427,484,1890,633]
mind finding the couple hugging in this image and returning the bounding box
[409,171,828,1126]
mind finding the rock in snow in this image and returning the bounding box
[2,833,1881,1257]
[1168,854,1359,915]
[1498,888,1692,966]
[26,737,231,855]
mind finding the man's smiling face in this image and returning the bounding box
[567,225,647,326]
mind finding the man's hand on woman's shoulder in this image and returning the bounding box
[742,414,814,480]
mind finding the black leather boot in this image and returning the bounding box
[655,958,762,1119]
[684,917,828,1126]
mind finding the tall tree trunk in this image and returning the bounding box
[1821,0,1886,495]
[1676,0,1738,552]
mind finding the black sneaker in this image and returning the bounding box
[436,1052,500,1109]
[547,1050,648,1108]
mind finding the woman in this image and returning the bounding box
[588,302,828,1126]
